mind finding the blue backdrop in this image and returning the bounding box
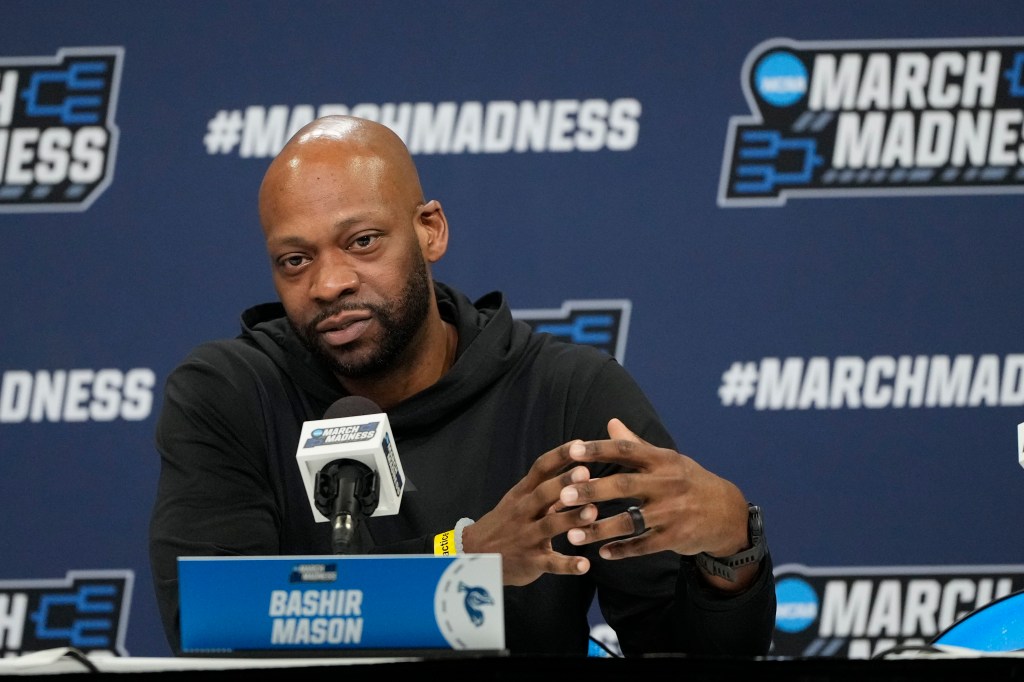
[1,0,1023,660]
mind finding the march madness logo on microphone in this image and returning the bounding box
[0,46,124,213]
[305,421,379,446]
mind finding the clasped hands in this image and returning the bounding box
[461,418,759,592]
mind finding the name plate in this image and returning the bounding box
[177,554,504,655]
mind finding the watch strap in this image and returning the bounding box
[695,504,765,582]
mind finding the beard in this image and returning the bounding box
[291,253,433,380]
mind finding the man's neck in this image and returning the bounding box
[338,316,457,411]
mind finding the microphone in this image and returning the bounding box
[294,396,406,554]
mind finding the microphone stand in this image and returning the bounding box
[314,460,380,555]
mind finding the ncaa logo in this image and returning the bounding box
[754,51,808,107]
[775,576,819,633]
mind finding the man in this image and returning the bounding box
[149,115,776,657]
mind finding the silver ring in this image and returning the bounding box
[627,505,646,537]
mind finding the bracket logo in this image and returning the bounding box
[719,37,1024,207]
[0,570,133,656]
[0,46,124,213]
[513,299,631,365]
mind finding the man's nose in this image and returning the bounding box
[310,254,359,302]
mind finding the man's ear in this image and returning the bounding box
[417,199,449,263]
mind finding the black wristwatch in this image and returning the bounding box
[695,504,766,582]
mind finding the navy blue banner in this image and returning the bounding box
[1,1,1022,658]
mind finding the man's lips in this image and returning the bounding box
[316,312,373,347]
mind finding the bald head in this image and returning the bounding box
[255,115,452,404]
[258,115,425,233]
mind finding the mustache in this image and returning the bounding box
[307,300,385,329]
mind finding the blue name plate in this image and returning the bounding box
[177,554,505,654]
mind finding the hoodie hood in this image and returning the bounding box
[236,281,532,433]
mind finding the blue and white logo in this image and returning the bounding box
[306,421,378,447]
[0,570,133,656]
[434,555,504,650]
[771,563,1024,659]
[754,51,808,107]
[775,576,819,633]
[513,299,632,365]
[719,37,1024,206]
[0,47,124,213]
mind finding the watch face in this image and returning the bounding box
[748,505,764,539]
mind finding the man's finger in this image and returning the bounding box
[567,437,649,470]
[544,554,590,576]
[521,439,583,491]
[608,417,649,445]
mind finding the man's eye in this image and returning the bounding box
[280,255,307,269]
[350,234,380,250]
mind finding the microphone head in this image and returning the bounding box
[323,396,382,419]
[297,394,404,522]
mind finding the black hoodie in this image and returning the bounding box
[149,282,776,657]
